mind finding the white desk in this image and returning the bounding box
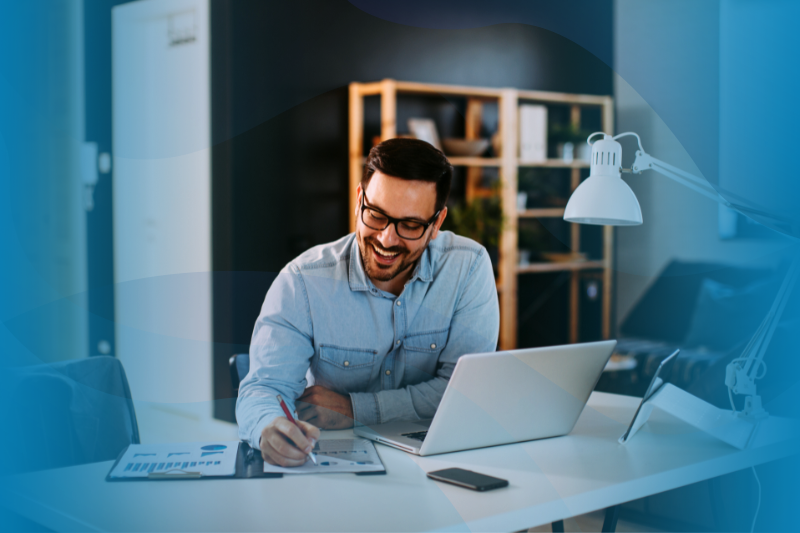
[2,392,798,532]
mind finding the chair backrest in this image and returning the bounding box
[0,356,140,475]
[229,353,250,395]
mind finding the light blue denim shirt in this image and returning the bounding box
[236,231,500,448]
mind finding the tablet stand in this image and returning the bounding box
[620,383,758,450]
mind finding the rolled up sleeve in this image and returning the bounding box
[235,265,314,449]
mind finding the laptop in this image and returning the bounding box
[354,339,617,456]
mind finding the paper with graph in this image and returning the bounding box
[262,438,385,474]
[108,441,239,478]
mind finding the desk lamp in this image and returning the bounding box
[564,132,799,422]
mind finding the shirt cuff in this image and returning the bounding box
[350,392,380,426]
[248,412,278,451]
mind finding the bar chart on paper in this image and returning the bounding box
[262,438,385,474]
[109,441,239,479]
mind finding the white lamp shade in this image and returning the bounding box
[563,133,643,226]
[564,174,643,225]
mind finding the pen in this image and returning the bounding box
[276,394,317,465]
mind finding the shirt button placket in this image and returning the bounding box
[389,299,404,387]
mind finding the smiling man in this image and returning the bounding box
[236,138,500,467]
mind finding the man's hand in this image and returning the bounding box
[259,417,320,467]
[297,385,355,429]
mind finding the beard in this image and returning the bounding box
[357,232,431,283]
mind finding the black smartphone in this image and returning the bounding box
[426,468,509,491]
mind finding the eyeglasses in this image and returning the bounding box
[360,192,441,241]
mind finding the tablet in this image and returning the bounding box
[619,349,680,444]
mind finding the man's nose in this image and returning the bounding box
[376,223,402,248]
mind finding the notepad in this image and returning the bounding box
[108,441,239,479]
[262,438,385,474]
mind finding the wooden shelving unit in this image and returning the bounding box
[349,79,614,350]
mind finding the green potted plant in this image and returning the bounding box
[549,124,593,163]
[442,191,504,275]
[442,196,503,248]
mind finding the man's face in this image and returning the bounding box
[355,171,446,284]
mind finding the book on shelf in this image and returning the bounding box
[519,104,547,162]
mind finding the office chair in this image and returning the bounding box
[229,353,250,395]
[1,356,140,475]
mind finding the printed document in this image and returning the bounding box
[108,441,239,478]
[263,438,385,474]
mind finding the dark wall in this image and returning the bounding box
[212,0,613,419]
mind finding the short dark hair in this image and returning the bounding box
[362,138,453,213]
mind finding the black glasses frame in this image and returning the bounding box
[360,192,441,241]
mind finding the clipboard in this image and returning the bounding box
[106,441,387,481]
[106,441,283,481]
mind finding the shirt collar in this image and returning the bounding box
[348,236,370,292]
[408,245,433,283]
[348,235,434,292]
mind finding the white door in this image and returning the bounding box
[112,0,212,408]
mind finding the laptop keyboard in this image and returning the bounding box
[401,431,428,442]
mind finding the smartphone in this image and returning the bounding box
[426,468,509,491]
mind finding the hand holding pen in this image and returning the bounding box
[258,395,321,467]
[277,394,318,465]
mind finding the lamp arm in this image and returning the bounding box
[742,252,800,376]
[630,151,728,206]
[629,148,799,237]
[725,248,800,417]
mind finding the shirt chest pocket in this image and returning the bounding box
[402,329,448,384]
[314,344,377,393]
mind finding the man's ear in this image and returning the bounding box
[354,183,363,219]
[430,207,448,240]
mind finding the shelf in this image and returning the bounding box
[362,155,588,169]
[452,158,590,168]
[361,156,503,168]
[518,208,565,218]
[517,260,606,273]
[448,156,501,167]
[518,159,590,168]
[394,81,504,98]
[517,90,611,106]
[355,81,610,104]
